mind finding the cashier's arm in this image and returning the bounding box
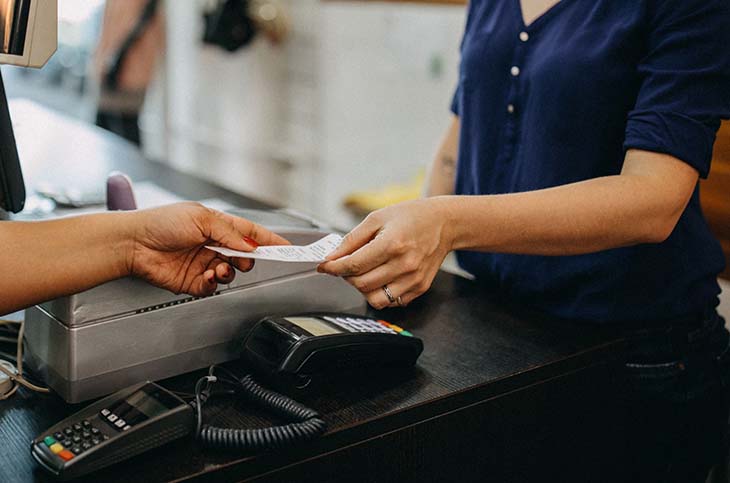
[319,148,699,308]
[0,202,288,316]
[424,116,460,197]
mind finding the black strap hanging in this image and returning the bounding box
[103,0,160,90]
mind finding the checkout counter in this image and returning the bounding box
[0,102,630,482]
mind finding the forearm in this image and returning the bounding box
[439,173,690,256]
[0,212,134,314]
[424,116,460,197]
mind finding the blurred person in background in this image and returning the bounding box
[92,0,163,145]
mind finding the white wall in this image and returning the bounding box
[149,0,466,228]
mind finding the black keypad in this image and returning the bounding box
[55,419,108,456]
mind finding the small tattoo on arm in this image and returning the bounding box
[441,154,456,174]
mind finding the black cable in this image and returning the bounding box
[191,366,327,451]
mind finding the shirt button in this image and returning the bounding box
[510,66,521,77]
[519,31,529,42]
[507,104,515,114]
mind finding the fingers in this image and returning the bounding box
[207,209,290,252]
[344,264,397,294]
[319,233,394,277]
[325,213,382,261]
[230,257,255,273]
[362,272,421,310]
[219,211,290,247]
[192,269,219,297]
[210,256,254,282]
[214,262,236,284]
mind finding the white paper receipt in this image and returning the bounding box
[206,233,343,263]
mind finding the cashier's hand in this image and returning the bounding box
[128,202,289,297]
[317,199,452,309]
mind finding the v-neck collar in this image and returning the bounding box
[517,0,572,31]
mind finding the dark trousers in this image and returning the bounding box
[616,310,730,482]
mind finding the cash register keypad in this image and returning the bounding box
[322,316,414,337]
[39,419,109,461]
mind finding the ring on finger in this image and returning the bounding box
[382,285,396,304]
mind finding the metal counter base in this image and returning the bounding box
[24,271,364,403]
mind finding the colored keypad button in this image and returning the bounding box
[58,449,75,461]
[43,436,56,446]
[49,443,64,454]
[389,325,404,332]
[400,330,413,337]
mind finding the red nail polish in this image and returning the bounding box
[243,236,259,248]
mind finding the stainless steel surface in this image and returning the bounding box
[23,209,366,402]
[37,226,334,327]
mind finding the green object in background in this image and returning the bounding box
[429,53,444,79]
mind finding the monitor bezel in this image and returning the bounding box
[0,0,56,68]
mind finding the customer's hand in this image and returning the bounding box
[129,202,289,296]
[318,199,452,309]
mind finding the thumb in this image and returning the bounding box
[326,214,381,261]
[208,211,290,252]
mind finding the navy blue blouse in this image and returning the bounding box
[451,0,730,324]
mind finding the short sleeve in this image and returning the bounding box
[623,0,730,178]
[450,84,461,116]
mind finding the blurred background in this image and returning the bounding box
[2,0,467,229]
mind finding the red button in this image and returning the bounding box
[58,450,75,461]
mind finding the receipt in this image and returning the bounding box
[206,233,343,263]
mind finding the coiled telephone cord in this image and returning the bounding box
[192,366,327,451]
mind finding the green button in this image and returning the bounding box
[43,436,56,446]
[400,331,413,337]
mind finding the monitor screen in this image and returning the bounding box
[0,0,30,56]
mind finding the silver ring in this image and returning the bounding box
[396,296,404,307]
[382,285,396,304]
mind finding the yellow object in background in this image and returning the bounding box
[344,171,425,216]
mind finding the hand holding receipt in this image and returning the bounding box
[207,234,343,263]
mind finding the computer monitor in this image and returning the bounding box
[0,0,56,215]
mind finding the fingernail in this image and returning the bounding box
[243,236,259,248]
[207,274,216,284]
